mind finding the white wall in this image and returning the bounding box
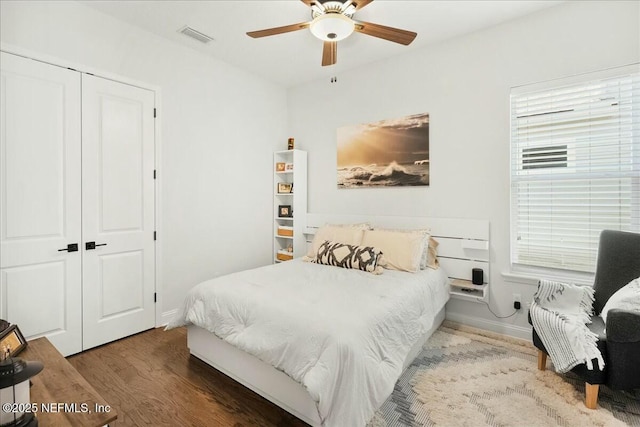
[287,1,640,338]
[0,1,288,320]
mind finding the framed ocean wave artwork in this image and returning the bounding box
[337,113,429,188]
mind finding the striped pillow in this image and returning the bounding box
[313,240,383,274]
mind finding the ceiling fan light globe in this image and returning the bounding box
[310,13,355,42]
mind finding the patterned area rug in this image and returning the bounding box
[368,323,640,427]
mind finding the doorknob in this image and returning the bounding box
[58,243,79,252]
[85,242,107,250]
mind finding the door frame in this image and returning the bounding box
[0,42,165,328]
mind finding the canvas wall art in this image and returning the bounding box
[337,113,429,188]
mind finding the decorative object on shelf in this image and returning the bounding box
[277,226,294,237]
[0,346,43,427]
[276,250,293,261]
[337,113,430,188]
[276,162,286,172]
[472,268,484,285]
[0,324,27,357]
[0,319,9,334]
[278,205,292,218]
[285,163,294,171]
[287,244,293,253]
[277,182,293,193]
[288,138,294,150]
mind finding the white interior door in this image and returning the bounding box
[81,74,155,350]
[0,52,82,356]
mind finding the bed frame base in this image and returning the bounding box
[188,308,445,426]
[189,326,321,425]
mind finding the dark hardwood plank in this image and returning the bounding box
[67,327,308,427]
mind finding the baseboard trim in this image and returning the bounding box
[159,309,178,327]
[445,312,531,340]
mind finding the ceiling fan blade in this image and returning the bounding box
[354,21,417,45]
[247,22,310,38]
[322,41,337,66]
[353,0,373,10]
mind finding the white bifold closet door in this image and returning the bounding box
[0,52,155,356]
[81,74,156,351]
[0,52,83,356]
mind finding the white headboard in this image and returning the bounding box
[304,213,490,301]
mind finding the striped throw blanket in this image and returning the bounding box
[530,280,604,373]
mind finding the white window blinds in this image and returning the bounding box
[510,68,640,273]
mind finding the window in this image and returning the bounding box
[510,67,640,273]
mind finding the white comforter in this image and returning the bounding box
[168,259,449,427]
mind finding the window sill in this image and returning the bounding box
[501,268,594,287]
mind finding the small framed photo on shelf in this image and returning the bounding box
[0,324,27,357]
[285,163,293,171]
[278,205,292,217]
[277,182,292,193]
[275,162,286,172]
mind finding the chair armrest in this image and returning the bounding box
[606,309,640,343]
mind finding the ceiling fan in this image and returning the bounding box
[246,0,417,67]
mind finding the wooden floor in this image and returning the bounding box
[68,327,308,427]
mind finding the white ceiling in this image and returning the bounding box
[81,0,563,88]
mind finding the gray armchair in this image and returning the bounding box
[529,230,640,409]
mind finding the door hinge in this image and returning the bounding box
[153,108,157,118]
[154,292,157,303]
[153,169,156,179]
[154,231,157,241]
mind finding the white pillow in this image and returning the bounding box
[306,223,370,258]
[601,276,640,324]
[361,229,427,273]
[370,228,434,269]
[424,236,440,270]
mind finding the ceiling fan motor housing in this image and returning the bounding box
[311,1,356,19]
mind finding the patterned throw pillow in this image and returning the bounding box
[313,240,383,274]
[306,223,370,258]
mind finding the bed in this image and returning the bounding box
[168,214,490,426]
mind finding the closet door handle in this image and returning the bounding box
[58,243,79,252]
[85,242,107,250]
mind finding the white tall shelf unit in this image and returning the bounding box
[273,149,307,263]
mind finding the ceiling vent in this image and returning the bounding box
[178,26,214,44]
